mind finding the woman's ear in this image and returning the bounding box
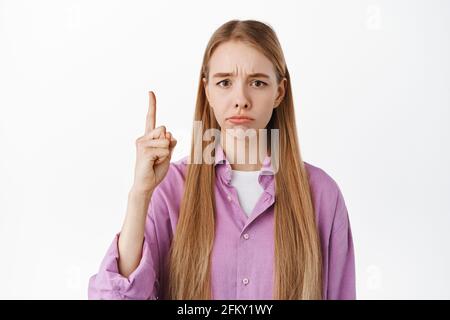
[274,77,287,108]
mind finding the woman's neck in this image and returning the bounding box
[220,131,268,171]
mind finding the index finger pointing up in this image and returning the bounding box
[145,91,156,135]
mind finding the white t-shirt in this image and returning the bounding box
[230,169,265,218]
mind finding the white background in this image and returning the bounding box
[1,0,449,299]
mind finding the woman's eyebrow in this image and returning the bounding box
[212,72,271,79]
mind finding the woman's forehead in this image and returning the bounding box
[208,41,275,77]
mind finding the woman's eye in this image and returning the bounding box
[216,79,267,88]
[252,80,267,88]
[216,80,231,87]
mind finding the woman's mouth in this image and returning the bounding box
[227,116,254,124]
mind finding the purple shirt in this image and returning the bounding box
[88,143,356,300]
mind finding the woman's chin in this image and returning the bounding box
[224,126,258,139]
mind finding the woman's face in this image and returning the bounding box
[203,40,286,135]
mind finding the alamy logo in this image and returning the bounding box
[187,121,280,174]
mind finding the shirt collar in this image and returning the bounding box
[213,142,275,193]
[180,141,276,194]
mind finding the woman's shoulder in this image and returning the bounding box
[303,161,348,226]
[168,155,189,177]
[303,161,341,194]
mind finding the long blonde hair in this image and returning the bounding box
[167,19,322,299]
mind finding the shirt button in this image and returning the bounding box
[242,278,249,285]
[227,194,232,201]
[243,233,249,240]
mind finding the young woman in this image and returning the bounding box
[88,19,355,300]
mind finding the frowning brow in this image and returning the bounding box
[212,72,271,79]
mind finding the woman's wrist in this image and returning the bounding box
[129,185,154,199]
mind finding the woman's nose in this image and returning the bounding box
[235,103,249,109]
[233,85,251,110]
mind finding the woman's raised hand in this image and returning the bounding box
[132,91,177,194]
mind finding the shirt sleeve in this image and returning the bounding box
[326,186,356,300]
[88,200,161,300]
